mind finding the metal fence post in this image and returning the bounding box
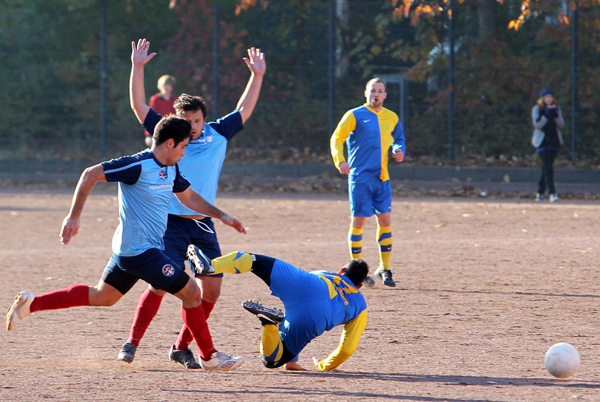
[213,5,220,117]
[447,0,455,160]
[100,0,108,157]
[570,5,578,161]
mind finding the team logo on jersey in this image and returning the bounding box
[159,169,167,180]
[206,136,213,143]
[162,264,175,277]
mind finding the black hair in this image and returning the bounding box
[342,259,370,287]
[152,115,192,146]
[174,93,208,119]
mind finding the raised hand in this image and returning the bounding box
[243,47,266,77]
[131,38,157,66]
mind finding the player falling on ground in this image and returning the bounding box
[185,246,369,371]
[5,116,247,370]
[330,78,406,287]
[117,38,265,369]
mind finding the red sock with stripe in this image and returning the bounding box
[30,285,89,312]
[175,300,216,350]
[181,305,217,361]
[127,288,164,347]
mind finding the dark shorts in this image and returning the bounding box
[349,178,392,217]
[102,248,190,295]
[164,215,224,278]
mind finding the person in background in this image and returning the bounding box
[531,88,564,203]
[144,75,178,147]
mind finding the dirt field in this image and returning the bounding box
[1,188,600,401]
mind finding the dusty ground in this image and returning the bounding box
[1,188,599,401]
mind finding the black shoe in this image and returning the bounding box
[185,245,215,275]
[375,268,396,287]
[362,275,375,288]
[118,342,136,363]
[169,345,202,369]
[242,300,284,326]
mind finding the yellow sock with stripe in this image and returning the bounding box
[377,225,393,270]
[348,226,363,259]
[260,324,284,365]
[211,251,253,274]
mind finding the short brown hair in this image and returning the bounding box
[173,93,207,119]
[366,77,386,90]
[153,115,191,146]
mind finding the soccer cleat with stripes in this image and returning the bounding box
[375,268,396,287]
[186,244,215,275]
[5,291,35,331]
[169,345,201,369]
[242,300,284,327]
[200,351,243,371]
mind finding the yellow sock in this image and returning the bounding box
[348,226,363,259]
[260,324,284,364]
[211,251,253,274]
[377,225,392,270]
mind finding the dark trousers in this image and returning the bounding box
[538,149,558,195]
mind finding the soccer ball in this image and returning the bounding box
[544,343,581,379]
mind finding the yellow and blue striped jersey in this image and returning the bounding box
[311,271,368,371]
[331,104,405,183]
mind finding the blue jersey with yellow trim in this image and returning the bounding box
[330,104,405,183]
[101,150,190,257]
[143,108,243,215]
[310,270,367,330]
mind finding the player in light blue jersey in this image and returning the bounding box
[5,115,248,370]
[185,247,369,371]
[117,38,266,369]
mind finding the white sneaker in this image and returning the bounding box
[200,351,243,371]
[549,193,559,203]
[535,193,543,202]
[5,291,35,331]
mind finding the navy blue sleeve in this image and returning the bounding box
[142,108,163,136]
[206,110,244,141]
[101,155,143,185]
[173,164,191,193]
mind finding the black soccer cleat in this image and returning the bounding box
[118,342,137,363]
[375,268,396,287]
[185,244,216,275]
[242,300,284,327]
[169,345,202,369]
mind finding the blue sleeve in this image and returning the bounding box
[101,156,143,185]
[206,110,244,141]
[142,108,163,136]
[173,164,191,193]
[391,119,406,156]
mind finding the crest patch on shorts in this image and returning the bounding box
[162,264,175,277]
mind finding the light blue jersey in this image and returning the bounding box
[101,150,190,257]
[143,108,243,215]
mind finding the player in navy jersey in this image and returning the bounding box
[186,247,369,371]
[5,115,248,370]
[116,38,267,369]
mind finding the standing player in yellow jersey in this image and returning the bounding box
[330,78,405,287]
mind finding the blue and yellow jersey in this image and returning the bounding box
[330,104,405,183]
[311,271,368,371]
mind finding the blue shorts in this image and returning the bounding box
[102,248,189,295]
[164,215,224,278]
[269,260,330,356]
[349,177,392,217]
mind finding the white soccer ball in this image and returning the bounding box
[544,343,581,379]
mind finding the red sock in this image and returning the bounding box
[30,285,89,313]
[202,300,216,319]
[127,288,164,347]
[175,300,216,350]
[181,305,216,361]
